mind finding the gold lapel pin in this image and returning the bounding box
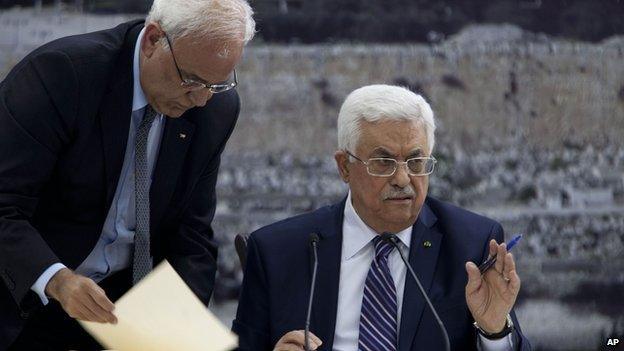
[179,133,187,139]
[423,240,432,248]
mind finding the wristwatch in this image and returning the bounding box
[473,314,514,340]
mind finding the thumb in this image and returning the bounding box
[465,261,482,293]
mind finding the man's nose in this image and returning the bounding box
[390,162,411,188]
[188,89,213,107]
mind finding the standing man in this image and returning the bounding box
[234,85,531,350]
[0,0,255,349]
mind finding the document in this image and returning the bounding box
[80,261,237,351]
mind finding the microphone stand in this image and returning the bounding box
[305,233,320,351]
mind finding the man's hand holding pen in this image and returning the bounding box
[464,237,522,335]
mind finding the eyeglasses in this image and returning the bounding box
[164,33,237,93]
[345,150,437,177]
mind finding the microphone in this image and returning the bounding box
[381,232,451,351]
[305,233,320,351]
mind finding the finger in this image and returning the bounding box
[280,331,306,346]
[276,344,304,351]
[465,261,482,294]
[508,269,521,294]
[75,300,105,323]
[307,331,322,347]
[289,330,320,349]
[75,288,109,323]
[488,239,497,258]
[90,285,115,312]
[88,287,117,323]
[494,243,506,274]
[503,253,516,276]
[87,294,118,324]
[81,296,111,323]
[505,252,520,294]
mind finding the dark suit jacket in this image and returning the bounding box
[0,20,239,347]
[233,197,531,350]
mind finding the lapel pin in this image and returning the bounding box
[179,133,187,139]
[423,240,432,248]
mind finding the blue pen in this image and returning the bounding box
[478,234,523,274]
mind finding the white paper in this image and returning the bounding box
[80,261,237,351]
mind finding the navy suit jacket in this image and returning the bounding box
[233,196,531,350]
[0,20,239,347]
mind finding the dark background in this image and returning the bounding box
[2,0,624,42]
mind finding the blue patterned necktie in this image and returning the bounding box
[132,105,158,285]
[358,235,398,351]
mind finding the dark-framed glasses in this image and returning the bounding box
[345,150,437,177]
[164,33,237,93]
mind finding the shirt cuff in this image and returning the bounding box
[477,333,514,351]
[30,263,66,305]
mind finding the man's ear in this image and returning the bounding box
[141,22,164,58]
[334,150,350,183]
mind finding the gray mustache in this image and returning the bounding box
[382,187,416,200]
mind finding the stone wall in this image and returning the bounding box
[229,25,624,156]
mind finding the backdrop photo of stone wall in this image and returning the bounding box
[1,9,623,351]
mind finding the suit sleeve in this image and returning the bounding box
[232,234,272,351]
[485,223,533,351]
[0,51,78,308]
[166,92,240,306]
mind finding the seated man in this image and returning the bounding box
[233,85,531,351]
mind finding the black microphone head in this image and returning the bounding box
[380,232,398,244]
[309,233,320,245]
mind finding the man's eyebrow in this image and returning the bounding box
[408,149,423,157]
[370,147,424,158]
[370,147,395,157]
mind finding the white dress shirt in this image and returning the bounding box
[30,27,165,305]
[332,192,513,351]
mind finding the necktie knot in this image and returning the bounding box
[372,235,395,261]
[141,105,158,127]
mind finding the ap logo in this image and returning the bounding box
[607,338,620,347]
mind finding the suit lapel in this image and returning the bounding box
[310,199,346,350]
[149,117,195,230]
[398,202,441,351]
[100,24,142,207]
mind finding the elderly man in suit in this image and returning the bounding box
[0,0,255,349]
[234,85,531,350]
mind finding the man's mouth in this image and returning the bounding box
[385,196,413,201]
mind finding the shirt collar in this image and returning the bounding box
[132,27,148,112]
[342,191,412,261]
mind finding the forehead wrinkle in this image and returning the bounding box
[358,119,429,156]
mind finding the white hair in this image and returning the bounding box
[337,84,436,155]
[146,0,256,48]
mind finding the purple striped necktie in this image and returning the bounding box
[358,235,398,351]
